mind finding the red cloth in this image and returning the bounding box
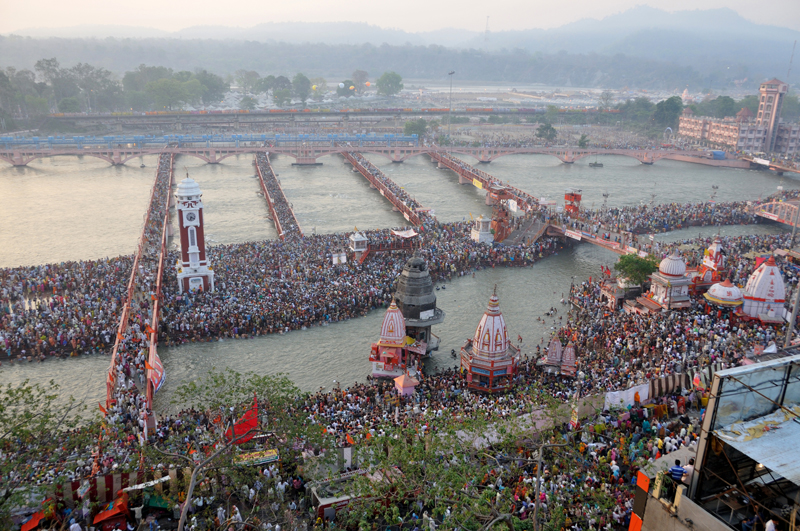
[225,397,258,444]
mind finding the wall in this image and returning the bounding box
[642,488,730,531]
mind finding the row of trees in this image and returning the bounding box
[0,59,407,119]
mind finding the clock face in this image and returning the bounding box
[185,212,197,223]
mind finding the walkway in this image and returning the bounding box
[254,152,303,241]
[342,151,434,227]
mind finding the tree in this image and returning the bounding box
[404,118,428,136]
[273,88,292,107]
[545,105,559,123]
[613,254,659,286]
[235,69,261,94]
[239,95,257,110]
[273,75,292,91]
[578,133,589,148]
[194,69,230,105]
[375,71,403,97]
[24,95,49,115]
[146,78,188,110]
[122,64,173,93]
[292,73,311,103]
[58,97,81,112]
[652,95,683,128]
[337,79,356,98]
[352,69,368,94]
[0,379,88,524]
[598,90,614,111]
[537,122,557,142]
[309,77,328,100]
[714,96,736,118]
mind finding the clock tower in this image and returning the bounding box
[175,174,215,293]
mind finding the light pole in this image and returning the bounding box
[448,71,456,144]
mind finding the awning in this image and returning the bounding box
[715,409,800,486]
[21,512,44,531]
[122,475,170,492]
[94,497,128,524]
[391,229,418,238]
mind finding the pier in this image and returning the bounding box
[105,153,173,427]
[254,152,303,240]
[342,151,432,227]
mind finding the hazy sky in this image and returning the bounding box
[2,0,799,34]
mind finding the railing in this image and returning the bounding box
[254,152,303,240]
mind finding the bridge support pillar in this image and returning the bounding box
[485,194,498,206]
[458,174,471,185]
[11,152,28,166]
[292,157,322,166]
[112,151,123,165]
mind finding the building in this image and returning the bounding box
[393,253,445,353]
[368,299,425,379]
[632,353,800,531]
[460,288,520,392]
[637,251,692,311]
[677,78,799,155]
[470,215,493,244]
[742,256,786,323]
[175,175,214,293]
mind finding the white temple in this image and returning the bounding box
[369,300,425,379]
[742,256,786,323]
[703,278,743,308]
[647,251,692,310]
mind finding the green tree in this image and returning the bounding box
[194,69,229,104]
[122,64,173,92]
[598,90,614,111]
[58,96,81,112]
[713,96,736,118]
[545,104,559,123]
[273,75,292,91]
[239,95,257,110]
[292,73,312,103]
[613,253,659,286]
[146,78,188,110]
[273,88,292,107]
[403,118,428,136]
[738,94,760,116]
[578,133,589,148]
[537,122,557,142]
[253,75,276,94]
[653,95,683,128]
[235,69,260,94]
[24,95,49,115]
[0,379,89,524]
[375,71,403,96]
[337,79,356,98]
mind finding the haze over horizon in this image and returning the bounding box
[3,0,800,35]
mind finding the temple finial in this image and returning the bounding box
[493,284,497,296]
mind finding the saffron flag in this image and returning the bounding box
[346,434,355,445]
[99,403,107,415]
[144,360,154,371]
[225,396,259,444]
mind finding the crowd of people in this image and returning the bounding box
[255,152,303,241]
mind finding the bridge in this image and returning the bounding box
[0,142,723,167]
[753,200,800,227]
[254,152,303,240]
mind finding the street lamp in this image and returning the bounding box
[448,71,456,144]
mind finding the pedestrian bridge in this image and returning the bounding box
[752,200,800,227]
[0,143,715,167]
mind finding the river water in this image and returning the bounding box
[0,152,794,409]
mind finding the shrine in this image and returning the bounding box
[393,252,445,353]
[638,251,691,311]
[369,300,426,379]
[742,256,786,323]
[691,237,726,291]
[470,215,494,244]
[175,175,215,293]
[460,288,520,393]
[703,278,744,309]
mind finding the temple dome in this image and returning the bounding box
[744,256,785,302]
[472,292,510,357]
[394,252,437,320]
[659,251,687,277]
[704,278,743,306]
[176,177,202,199]
[379,300,406,345]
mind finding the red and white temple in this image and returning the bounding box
[460,289,520,393]
[369,300,426,379]
[175,175,215,293]
[742,256,786,323]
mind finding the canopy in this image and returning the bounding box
[122,475,170,492]
[21,512,44,531]
[93,493,129,524]
[391,229,418,239]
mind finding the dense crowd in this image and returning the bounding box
[255,152,302,241]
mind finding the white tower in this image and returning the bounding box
[175,176,215,293]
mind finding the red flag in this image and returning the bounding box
[99,403,107,415]
[346,434,355,445]
[225,396,259,444]
[144,360,154,371]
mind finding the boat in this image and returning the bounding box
[589,154,603,168]
[140,164,146,168]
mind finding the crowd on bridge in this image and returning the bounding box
[255,152,303,241]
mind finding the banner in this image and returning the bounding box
[225,396,259,444]
[508,199,518,213]
[391,229,418,238]
[149,351,165,394]
[565,230,582,241]
[472,178,483,189]
[604,383,649,411]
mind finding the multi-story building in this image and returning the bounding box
[678,78,798,155]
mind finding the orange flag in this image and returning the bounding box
[346,434,355,445]
[99,403,107,415]
[144,360,154,371]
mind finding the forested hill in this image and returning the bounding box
[1,36,711,90]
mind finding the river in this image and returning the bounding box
[0,152,794,410]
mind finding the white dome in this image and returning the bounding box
[659,251,687,277]
[744,256,785,303]
[176,177,202,199]
[379,300,406,345]
[704,279,743,306]
[473,292,511,357]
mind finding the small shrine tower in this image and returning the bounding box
[460,288,520,393]
[471,215,493,244]
[743,256,786,322]
[394,253,445,353]
[646,251,691,310]
[369,300,425,379]
[175,175,215,293]
[695,237,726,285]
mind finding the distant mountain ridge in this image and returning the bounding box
[3,6,799,89]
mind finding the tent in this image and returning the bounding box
[21,512,44,531]
[93,492,130,531]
